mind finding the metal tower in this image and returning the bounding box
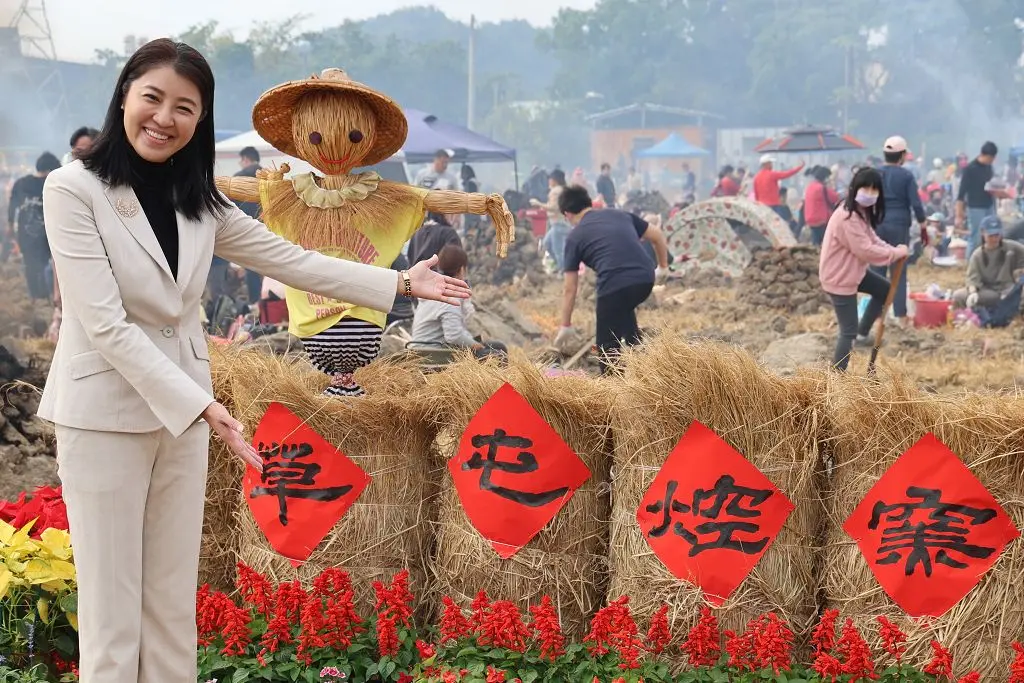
[5,0,69,145]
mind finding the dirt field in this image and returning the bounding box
[3,251,1023,501]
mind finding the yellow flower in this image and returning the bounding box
[38,528,73,561]
[23,557,76,585]
[0,565,13,601]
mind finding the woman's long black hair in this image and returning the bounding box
[843,166,886,229]
[81,38,229,221]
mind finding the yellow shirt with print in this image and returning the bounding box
[259,182,428,339]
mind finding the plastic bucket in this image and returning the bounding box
[910,293,951,328]
[524,208,548,238]
[949,244,967,261]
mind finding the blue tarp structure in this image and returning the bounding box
[402,109,516,164]
[635,132,711,158]
[1011,142,1024,157]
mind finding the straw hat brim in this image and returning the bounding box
[252,78,408,167]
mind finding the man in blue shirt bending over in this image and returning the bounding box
[554,185,669,372]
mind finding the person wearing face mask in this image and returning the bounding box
[39,39,471,683]
[819,167,908,371]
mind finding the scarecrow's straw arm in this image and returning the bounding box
[215,176,261,203]
[424,190,516,259]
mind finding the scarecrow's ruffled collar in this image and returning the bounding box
[291,171,381,209]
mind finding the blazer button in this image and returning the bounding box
[161,326,174,338]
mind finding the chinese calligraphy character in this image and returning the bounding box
[250,441,354,525]
[462,429,570,507]
[868,486,997,577]
[645,475,774,556]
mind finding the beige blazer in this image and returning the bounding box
[39,160,398,438]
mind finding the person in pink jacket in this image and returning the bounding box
[819,167,908,371]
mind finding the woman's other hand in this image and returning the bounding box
[202,401,262,472]
[406,255,471,305]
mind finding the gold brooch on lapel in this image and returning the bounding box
[115,197,139,218]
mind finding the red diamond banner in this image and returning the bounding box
[637,420,794,604]
[844,433,1019,618]
[244,402,371,565]
[450,383,591,558]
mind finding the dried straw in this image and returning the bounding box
[422,353,614,636]
[208,344,438,613]
[822,370,1024,679]
[609,336,823,653]
[199,343,246,593]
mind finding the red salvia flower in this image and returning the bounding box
[811,609,840,657]
[313,567,354,602]
[485,665,507,682]
[924,640,953,679]
[836,619,877,683]
[478,600,532,653]
[372,569,416,627]
[583,596,642,670]
[296,597,328,665]
[750,613,793,675]
[470,590,491,633]
[397,674,414,683]
[957,673,981,683]
[875,615,907,664]
[322,588,365,650]
[415,639,436,660]
[235,563,275,618]
[195,585,217,647]
[220,601,253,657]
[376,614,401,658]
[529,595,566,661]
[812,652,844,683]
[1010,642,1024,683]
[439,596,472,644]
[645,604,671,656]
[681,606,721,668]
[724,629,755,673]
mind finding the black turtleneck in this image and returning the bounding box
[127,147,178,279]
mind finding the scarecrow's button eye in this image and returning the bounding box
[349,130,364,143]
[308,131,322,145]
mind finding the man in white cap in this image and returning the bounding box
[869,135,926,326]
[753,154,804,219]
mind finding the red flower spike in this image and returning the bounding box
[681,606,721,667]
[296,597,328,665]
[812,653,844,683]
[811,609,840,658]
[397,674,414,683]
[836,619,876,682]
[478,600,531,653]
[235,562,275,618]
[219,601,253,657]
[583,596,642,670]
[958,673,981,683]
[485,665,507,683]
[924,640,953,679]
[645,604,671,655]
[724,629,755,672]
[471,590,491,634]
[313,567,354,602]
[373,569,415,627]
[875,615,907,663]
[750,613,793,675]
[1011,642,1024,683]
[529,595,566,661]
[439,596,472,644]
[415,639,436,660]
[376,614,400,658]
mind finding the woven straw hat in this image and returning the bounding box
[252,68,407,167]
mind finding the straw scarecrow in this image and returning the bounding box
[216,68,515,396]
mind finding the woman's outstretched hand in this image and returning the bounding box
[406,255,472,305]
[203,401,262,472]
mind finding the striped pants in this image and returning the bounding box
[302,318,383,397]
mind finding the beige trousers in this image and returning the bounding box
[55,422,210,683]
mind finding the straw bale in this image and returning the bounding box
[822,372,1024,679]
[423,354,614,636]
[198,343,246,593]
[609,336,823,651]
[209,344,438,613]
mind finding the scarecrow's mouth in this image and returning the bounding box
[318,152,351,167]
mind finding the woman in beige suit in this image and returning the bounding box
[41,39,469,683]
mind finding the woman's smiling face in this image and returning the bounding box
[122,64,202,163]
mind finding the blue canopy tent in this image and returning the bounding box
[635,132,711,158]
[403,109,518,187]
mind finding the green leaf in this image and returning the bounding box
[366,662,380,677]
[58,594,78,614]
[232,669,251,683]
[519,669,539,683]
[381,660,397,679]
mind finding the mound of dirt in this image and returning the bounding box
[740,246,829,314]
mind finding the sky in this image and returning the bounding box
[26,0,597,63]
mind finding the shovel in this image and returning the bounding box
[867,257,906,376]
